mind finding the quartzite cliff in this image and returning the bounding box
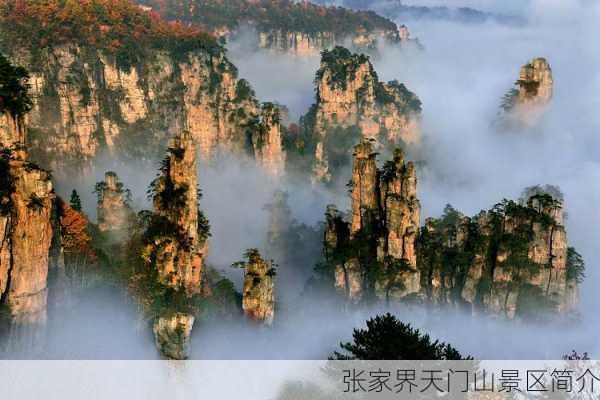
[0,0,285,176]
[0,82,54,324]
[302,47,421,182]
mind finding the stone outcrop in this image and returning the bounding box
[152,312,195,360]
[0,111,54,324]
[251,103,286,177]
[144,130,210,359]
[147,130,208,295]
[324,140,420,302]
[303,47,421,182]
[0,2,285,175]
[418,193,579,319]
[95,172,133,234]
[139,0,409,55]
[257,28,405,55]
[240,249,275,324]
[500,57,553,125]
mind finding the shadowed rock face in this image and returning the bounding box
[241,250,275,325]
[0,112,54,324]
[418,194,578,319]
[96,171,133,234]
[325,140,421,302]
[304,47,421,183]
[251,103,286,178]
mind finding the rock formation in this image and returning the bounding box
[95,172,133,234]
[147,130,208,295]
[144,130,210,359]
[324,140,421,302]
[0,0,284,174]
[0,95,54,324]
[500,57,553,125]
[152,312,195,360]
[139,0,408,55]
[302,47,421,182]
[251,103,286,177]
[238,249,275,325]
[418,192,580,319]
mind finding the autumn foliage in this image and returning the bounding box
[57,197,97,265]
[0,0,220,56]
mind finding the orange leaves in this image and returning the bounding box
[0,0,216,53]
[57,198,96,263]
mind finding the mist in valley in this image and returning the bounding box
[3,0,600,360]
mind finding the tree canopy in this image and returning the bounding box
[332,313,469,360]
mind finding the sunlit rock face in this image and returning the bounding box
[500,57,553,126]
[143,130,213,359]
[0,1,284,175]
[325,140,421,303]
[0,112,54,324]
[303,47,421,183]
[153,313,195,360]
[148,130,208,296]
[241,250,275,325]
[418,193,579,319]
[95,171,133,234]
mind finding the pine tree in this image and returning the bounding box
[332,313,470,360]
[69,189,82,212]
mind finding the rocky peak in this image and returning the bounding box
[324,140,421,302]
[95,171,132,234]
[500,57,553,125]
[0,57,54,323]
[148,130,208,294]
[251,103,286,177]
[239,249,275,325]
[350,139,379,235]
[306,46,421,183]
[418,190,579,319]
[144,129,211,359]
[518,58,553,105]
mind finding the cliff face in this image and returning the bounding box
[147,131,208,295]
[251,103,286,177]
[324,140,420,302]
[500,57,553,125]
[418,194,579,319]
[0,112,54,324]
[143,130,210,359]
[95,172,133,234]
[152,312,195,360]
[140,0,408,55]
[257,27,407,55]
[240,249,275,325]
[0,1,284,175]
[304,47,421,182]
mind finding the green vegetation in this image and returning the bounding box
[332,313,469,360]
[316,46,371,91]
[0,0,222,70]
[139,0,399,37]
[69,189,82,212]
[0,53,31,117]
[566,247,585,284]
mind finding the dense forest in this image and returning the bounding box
[138,0,399,36]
